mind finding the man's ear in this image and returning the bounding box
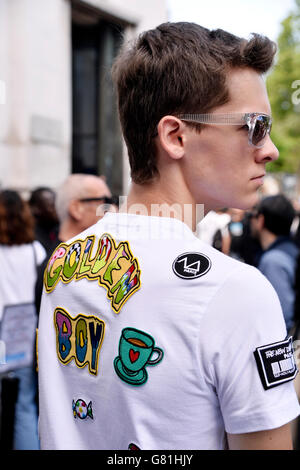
[68,199,82,222]
[157,116,186,160]
[257,213,265,230]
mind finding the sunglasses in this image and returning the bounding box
[178,113,272,148]
[79,196,118,206]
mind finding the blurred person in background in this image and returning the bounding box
[294,253,300,336]
[197,208,230,245]
[250,194,298,333]
[291,250,300,449]
[213,207,262,266]
[35,174,115,314]
[213,208,245,258]
[291,197,300,248]
[29,187,59,256]
[0,190,46,450]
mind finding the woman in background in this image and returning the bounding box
[0,190,46,450]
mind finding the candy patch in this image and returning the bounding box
[73,399,93,420]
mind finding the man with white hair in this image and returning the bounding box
[35,174,114,312]
[55,174,114,242]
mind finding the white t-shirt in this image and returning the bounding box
[38,213,300,450]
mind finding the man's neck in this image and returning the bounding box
[121,179,204,232]
[58,220,82,243]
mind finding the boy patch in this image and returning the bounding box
[54,307,105,375]
[254,336,298,390]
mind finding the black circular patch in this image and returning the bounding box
[172,252,211,280]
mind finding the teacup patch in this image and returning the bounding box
[114,327,164,386]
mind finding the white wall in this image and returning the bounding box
[0,0,71,191]
[26,0,72,189]
[85,0,169,33]
[0,0,168,193]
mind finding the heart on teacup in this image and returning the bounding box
[129,349,140,363]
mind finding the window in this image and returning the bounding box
[72,3,125,195]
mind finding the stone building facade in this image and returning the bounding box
[0,0,168,196]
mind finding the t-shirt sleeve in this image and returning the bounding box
[198,264,300,435]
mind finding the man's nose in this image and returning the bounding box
[255,135,279,163]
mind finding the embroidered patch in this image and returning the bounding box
[254,336,298,390]
[54,307,105,375]
[172,252,211,279]
[72,399,93,420]
[128,443,141,450]
[114,327,163,386]
[44,234,141,313]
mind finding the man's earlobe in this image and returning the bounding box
[69,199,82,222]
[257,213,265,230]
[157,116,185,160]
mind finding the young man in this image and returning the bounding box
[38,22,300,450]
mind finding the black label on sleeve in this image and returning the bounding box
[254,336,298,390]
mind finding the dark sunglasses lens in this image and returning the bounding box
[252,116,269,146]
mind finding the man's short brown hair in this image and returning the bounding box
[112,22,277,184]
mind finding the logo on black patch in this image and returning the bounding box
[172,252,211,280]
[254,336,298,390]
